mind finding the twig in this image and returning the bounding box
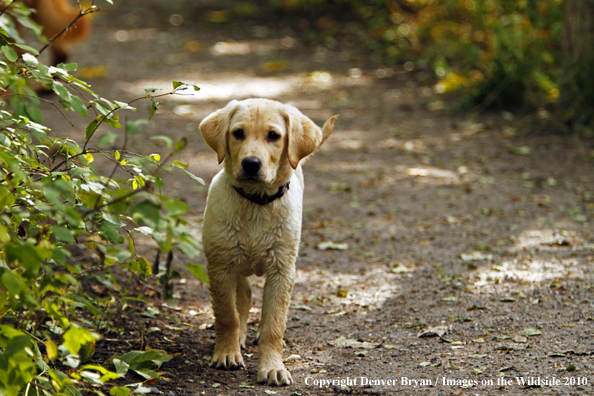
[37,5,100,57]
[1,93,74,127]
[0,0,15,19]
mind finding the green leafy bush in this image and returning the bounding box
[269,0,563,111]
[0,2,204,395]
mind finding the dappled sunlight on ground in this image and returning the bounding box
[467,226,592,293]
[292,267,403,309]
[123,67,373,105]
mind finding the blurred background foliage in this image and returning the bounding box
[245,0,591,131]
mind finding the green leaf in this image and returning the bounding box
[110,386,131,396]
[0,270,23,297]
[70,95,88,118]
[150,135,172,150]
[126,119,148,134]
[1,45,18,62]
[86,118,100,140]
[133,367,160,380]
[63,325,100,355]
[51,225,75,243]
[13,43,39,55]
[183,170,205,185]
[52,81,71,101]
[4,242,43,278]
[163,200,188,216]
[98,131,119,148]
[98,219,124,244]
[172,160,188,168]
[111,358,130,376]
[144,86,161,94]
[46,339,58,362]
[25,102,44,125]
[130,200,161,229]
[188,264,209,285]
[22,52,38,65]
[149,100,159,120]
[174,138,187,152]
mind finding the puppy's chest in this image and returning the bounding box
[215,204,299,276]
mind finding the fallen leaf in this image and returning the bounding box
[418,325,448,338]
[521,328,542,337]
[512,336,528,344]
[327,336,380,349]
[354,350,368,356]
[449,361,461,370]
[391,264,412,273]
[290,305,313,311]
[239,383,255,388]
[419,361,431,367]
[461,251,493,261]
[283,354,301,363]
[441,296,458,302]
[317,241,349,251]
[549,353,566,357]
[383,344,399,349]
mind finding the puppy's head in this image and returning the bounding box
[200,99,336,191]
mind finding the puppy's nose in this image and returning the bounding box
[242,157,262,175]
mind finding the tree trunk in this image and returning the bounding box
[562,0,594,128]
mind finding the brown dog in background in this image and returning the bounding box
[5,0,91,65]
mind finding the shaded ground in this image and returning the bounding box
[39,1,594,395]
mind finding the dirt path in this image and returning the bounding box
[39,1,594,395]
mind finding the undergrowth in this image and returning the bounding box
[0,1,206,395]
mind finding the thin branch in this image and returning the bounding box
[1,93,75,127]
[37,5,100,57]
[0,0,15,19]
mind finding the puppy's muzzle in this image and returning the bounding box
[241,157,262,177]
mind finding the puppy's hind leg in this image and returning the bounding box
[236,275,252,349]
[209,270,245,370]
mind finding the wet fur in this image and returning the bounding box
[199,99,336,386]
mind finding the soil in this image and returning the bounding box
[38,1,594,395]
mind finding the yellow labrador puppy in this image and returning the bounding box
[199,99,336,386]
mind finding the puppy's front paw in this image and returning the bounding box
[210,349,245,370]
[257,364,293,386]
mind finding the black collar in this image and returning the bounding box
[233,182,290,205]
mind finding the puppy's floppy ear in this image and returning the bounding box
[284,105,337,169]
[199,100,239,163]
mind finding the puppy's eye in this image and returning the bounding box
[267,131,280,142]
[232,129,245,139]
